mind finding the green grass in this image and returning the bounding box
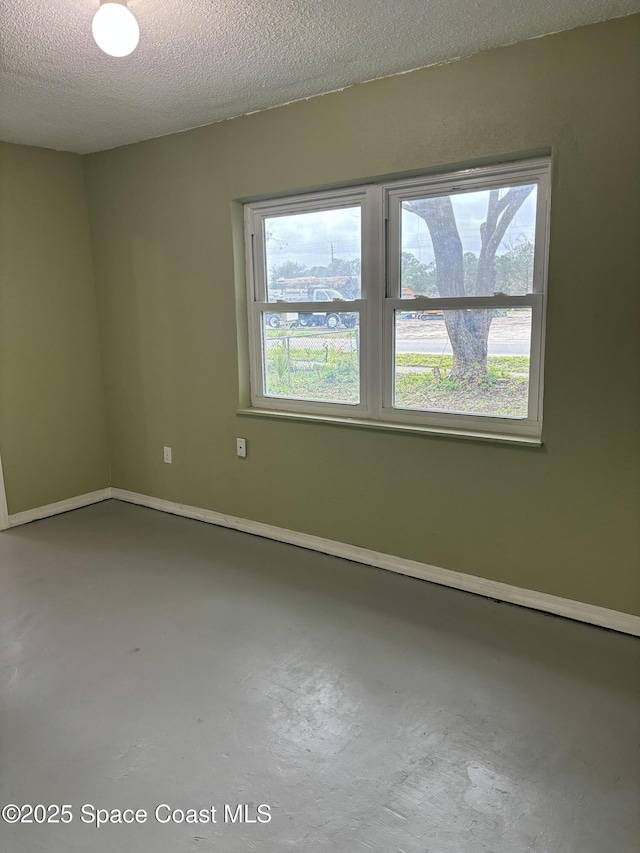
[265,327,355,340]
[264,331,529,416]
[395,353,530,373]
[395,373,528,417]
[265,360,359,402]
[265,341,360,402]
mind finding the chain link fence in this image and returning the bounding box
[265,326,359,362]
[263,327,360,402]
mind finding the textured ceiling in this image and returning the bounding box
[1,0,639,154]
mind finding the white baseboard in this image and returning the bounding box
[112,488,640,637]
[4,485,638,636]
[7,488,112,528]
[0,453,9,532]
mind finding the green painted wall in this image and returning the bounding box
[83,15,639,615]
[0,143,110,514]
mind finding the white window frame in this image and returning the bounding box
[244,158,551,441]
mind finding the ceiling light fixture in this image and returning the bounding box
[92,0,140,58]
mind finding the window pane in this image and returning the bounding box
[394,308,532,418]
[264,206,361,302]
[400,185,537,298]
[262,312,360,404]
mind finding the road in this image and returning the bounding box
[267,316,531,356]
[395,339,529,356]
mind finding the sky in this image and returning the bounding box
[263,185,538,272]
[265,205,361,272]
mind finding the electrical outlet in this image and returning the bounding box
[163,446,172,464]
[236,438,247,458]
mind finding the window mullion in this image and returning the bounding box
[532,168,551,295]
[364,185,384,420]
[252,215,267,302]
[385,294,539,310]
[255,300,365,312]
[527,295,545,422]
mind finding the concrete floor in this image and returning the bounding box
[0,501,638,853]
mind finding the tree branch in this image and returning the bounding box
[476,185,534,295]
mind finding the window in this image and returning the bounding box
[244,158,550,441]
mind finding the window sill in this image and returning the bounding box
[236,408,543,447]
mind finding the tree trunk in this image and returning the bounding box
[445,310,492,380]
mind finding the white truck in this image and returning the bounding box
[265,277,358,329]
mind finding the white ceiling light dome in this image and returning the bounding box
[92,0,140,58]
